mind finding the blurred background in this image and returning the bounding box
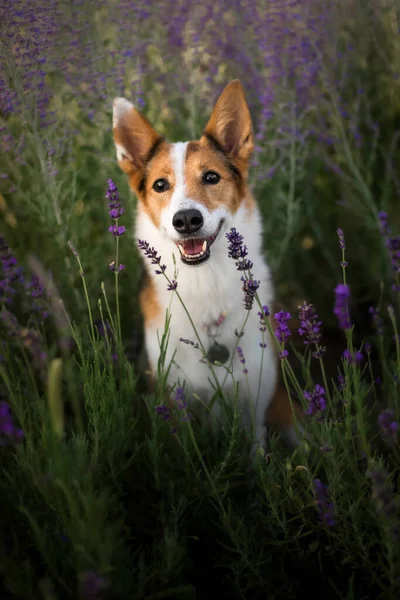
[1,0,400,357]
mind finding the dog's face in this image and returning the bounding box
[112,80,254,266]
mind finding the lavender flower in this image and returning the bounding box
[304,384,326,417]
[379,212,400,281]
[258,305,270,332]
[368,469,399,539]
[226,228,253,270]
[107,179,125,220]
[167,280,178,291]
[343,349,364,365]
[179,337,199,349]
[297,302,325,357]
[0,401,24,446]
[364,342,372,354]
[173,387,185,410]
[313,479,335,527]
[337,374,346,391]
[274,311,292,343]
[241,276,259,310]
[108,225,126,237]
[236,346,248,374]
[334,284,351,330]
[378,409,398,443]
[369,306,384,335]
[155,403,170,421]
[0,234,23,304]
[137,240,166,274]
[108,261,125,272]
[79,570,108,600]
[67,241,79,258]
[337,228,346,250]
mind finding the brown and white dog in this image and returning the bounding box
[112,80,300,454]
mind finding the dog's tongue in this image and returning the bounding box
[182,239,204,255]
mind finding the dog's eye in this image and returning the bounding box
[202,171,221,185]
[152,178,170,193]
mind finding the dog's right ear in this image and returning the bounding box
[112,98,162,175]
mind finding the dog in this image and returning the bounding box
[112,80,301,454]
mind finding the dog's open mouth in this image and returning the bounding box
[176,220,224,266]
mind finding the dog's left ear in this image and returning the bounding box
[203,80,254,162]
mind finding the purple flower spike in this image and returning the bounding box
[274,311,292,343]
[155,403,170,421]
[369,307,384,335]
[378,409,398,443]
[297,302,325,357]
[304,384,326,417]
[334,284,351,330]
[174,387,187,410]
[0,234,24,305]
[226,228,253,270]
[337,228,346,250]
[107,179,125,220]
[379,211,400,280]
[241,277,259,310]
[237,346,248,373]
[138,240,166,274]
[79,570,108,600]
[108,225,126,237]
[313,479,335,527]
[0,401,24,446]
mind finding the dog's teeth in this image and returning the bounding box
[202,240,207,252]
[178,244,184,255]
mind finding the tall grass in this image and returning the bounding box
[0,1,400,598]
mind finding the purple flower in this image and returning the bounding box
[179,337,199,349]
[155,403,170,421]
[107,179,125,220]
[378,409,398,443]
[108,261,125,272]
[379,212,400,277]
[274,311,292,343]
[297,302,325,357]
[368,469,399,538]
[167,280,178,291]
[337,374,346,390]
[337,228,346,250]
[334,284,351,330]
[258,305,270,332]
[137,240,166,274]
[304,384,326,417]
[241,276,259,310]
[0,401,24,446]
[343,349,364,364]
[226,228,253,270]
[237,346,248,373]
[79,570,108,600]
[364,342,372,354]
[0,234,24,305]
[174,387,187,410]
[68,241,79,257]
[313,479,335,527]
[369,306,384,335]
[109,225,126,237]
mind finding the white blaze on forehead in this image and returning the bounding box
[170,142,188,202]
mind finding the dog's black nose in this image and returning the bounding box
[172,209,203,234]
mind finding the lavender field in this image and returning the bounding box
[1,1,400,598]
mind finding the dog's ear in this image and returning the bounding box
[203,80,253,162]
[112,98,162,175]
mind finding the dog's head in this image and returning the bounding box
[112,80,254,266]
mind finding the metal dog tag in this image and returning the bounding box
[206,341,230,365]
